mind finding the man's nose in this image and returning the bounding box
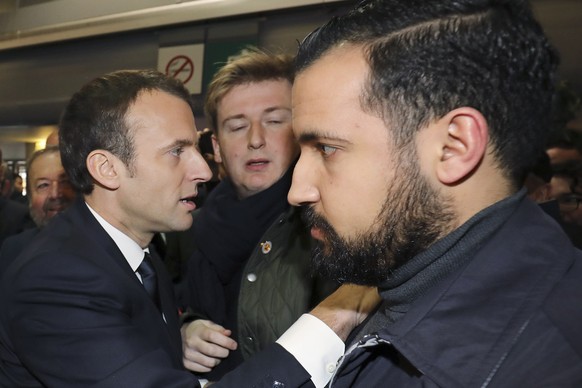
[287,155,319,206]
[248,123,266,150]
[49,181,62,198]
[188,149,212,183]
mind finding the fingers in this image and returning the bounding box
[194,321,237,351]
[181,320,238,373]
[352,285,381,325]
[183,347,222,373]
[310,284,381,341]
[316,284,380,312]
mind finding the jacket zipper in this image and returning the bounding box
[328,334,391,388]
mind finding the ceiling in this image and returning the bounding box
[0,125,57,145]
[0,0,581,145]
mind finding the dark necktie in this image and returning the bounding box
[137,252,160,310]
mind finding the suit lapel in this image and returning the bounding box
[67,200,184,366]
[68,200,137,279]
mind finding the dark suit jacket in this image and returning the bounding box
[0,226,40,276]
[0,196,33,248]
[0,199,313,388]
[0,199,198,387]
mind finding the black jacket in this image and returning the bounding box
[179,171,336,379]
[0,226,40,276]
[0,199,195,387]
[215,197,582,388]
[0,196,32,248]
[328,199,582,387]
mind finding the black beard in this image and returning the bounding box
[301,156,455,286]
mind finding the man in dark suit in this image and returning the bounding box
[0,70,215,387]
[0,69,378,388]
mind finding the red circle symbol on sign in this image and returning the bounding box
[165,55,194,84]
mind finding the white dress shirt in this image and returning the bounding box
[85,203,151,283]
[87,203,341,386]
[277,314,345,388]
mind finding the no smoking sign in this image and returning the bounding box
[158,44,205,94]
[166,55,194,84]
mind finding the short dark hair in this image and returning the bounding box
[59,69,193,194]
[296,0,559,187]
[204,46,294,135]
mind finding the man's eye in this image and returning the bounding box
[225,122,248,132]
[171,147,184,156]
[264,117,288,126]
[318,144,337,157]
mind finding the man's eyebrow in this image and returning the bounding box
[264,106,291,114]
[220,114,247,128]
[297,130,351,145]
[223,114,245,122]
[222,107,290,125]
[162,138,195,151]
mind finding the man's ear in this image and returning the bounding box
[437,107,489,185]
[86,150,121,190]
[211,134,223,164]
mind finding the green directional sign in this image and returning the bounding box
[202,38,258,93]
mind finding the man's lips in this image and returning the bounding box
[43,201,67,213]
[246,159,269,169]
[180,194,197,211]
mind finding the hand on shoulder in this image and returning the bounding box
[310,284,381,341]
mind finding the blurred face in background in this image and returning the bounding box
[28,151,75,227]
[13,175,23,194]
[550,173,582,226]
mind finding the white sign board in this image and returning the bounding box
[157,44,205,94]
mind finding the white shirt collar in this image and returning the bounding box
[85,202,147,272]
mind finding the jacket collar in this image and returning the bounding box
[370,199,574,386]
[64,198,184,365]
